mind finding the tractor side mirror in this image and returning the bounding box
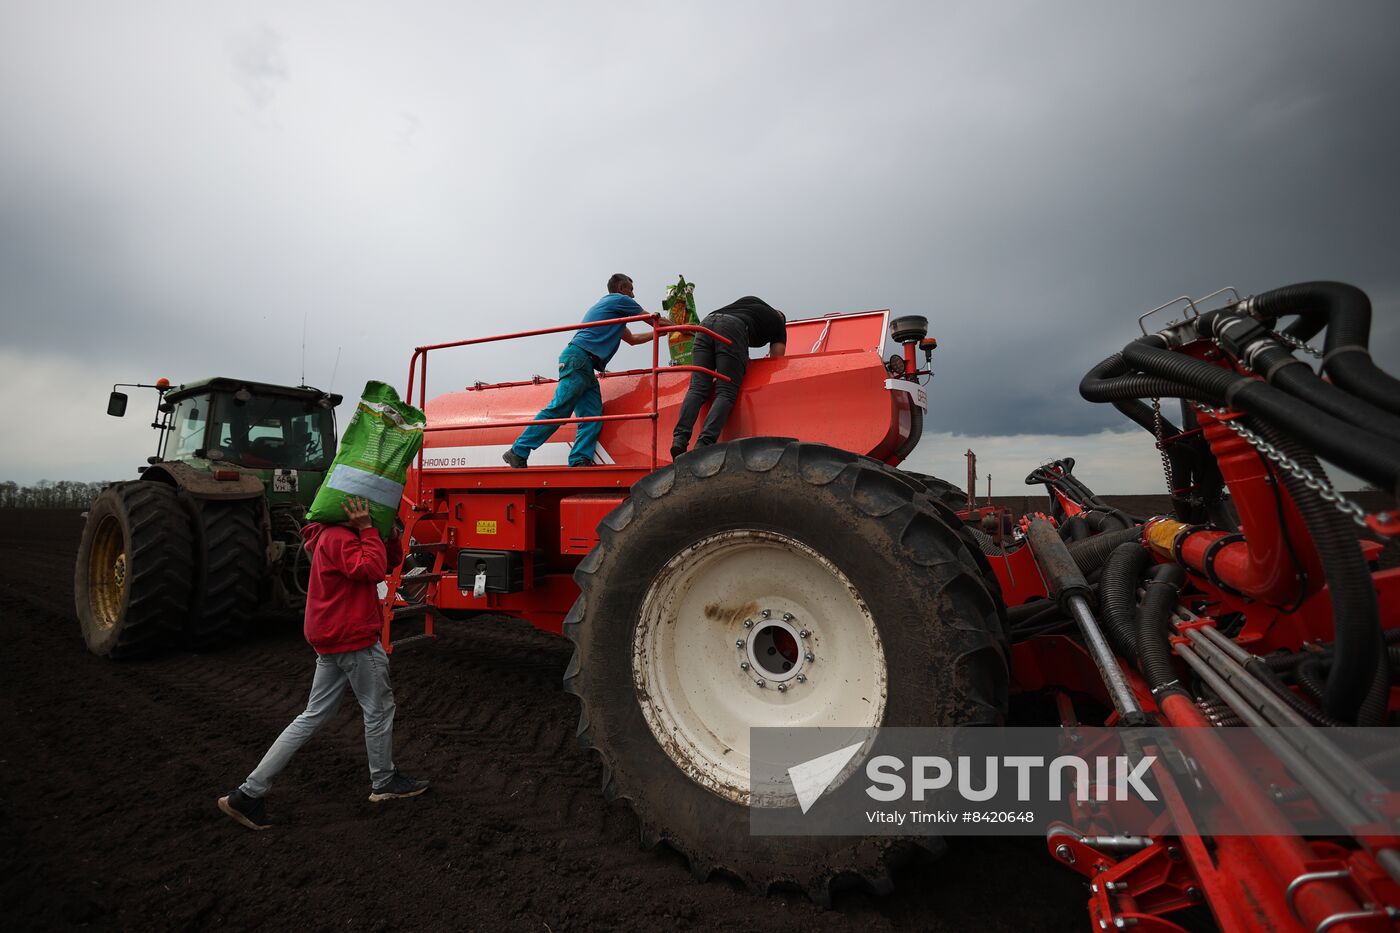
[107,392,129,417]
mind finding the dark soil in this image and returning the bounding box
[0,509,1085,932]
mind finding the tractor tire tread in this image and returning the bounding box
[186,499,263,650]
[74,481,197,658]
[563,438,1008,904]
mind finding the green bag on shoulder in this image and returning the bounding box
[305,381,425,536]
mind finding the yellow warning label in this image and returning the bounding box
[476,520,498,535]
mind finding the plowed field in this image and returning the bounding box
[0,508,1084,931]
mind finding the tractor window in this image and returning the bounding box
[164,396,210,461]
[209,392,335,471]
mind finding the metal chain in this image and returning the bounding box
[1151,397,1174,493]
[1195,405,1370,531]
[1267,328,1323,360]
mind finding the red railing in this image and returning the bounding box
[404,313,733,498]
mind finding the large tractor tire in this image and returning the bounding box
[900,470,1012,627]
[185,499,263,650]
[900,470,971,514]
[74,482,196,658]
[563,439,1008,902]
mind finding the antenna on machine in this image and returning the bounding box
[300,312,308,387]
[328,346,342,393]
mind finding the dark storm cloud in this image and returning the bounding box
[1,0,1398,484]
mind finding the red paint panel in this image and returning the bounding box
[448,492,530,551]
[559,494,626,555]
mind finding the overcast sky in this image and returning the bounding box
[2,1,1397,492]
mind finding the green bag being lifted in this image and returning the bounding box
[305,381,426,537]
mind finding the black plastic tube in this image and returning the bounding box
[1084,509,1136,532]
[1262,628,1400,672]
[1250,281,1400,415]
[1253,421,1389,725]
[1244,657,1345,727]
[1066,526,1143,575]
[1136,564,1188,699]
[1099,542,1151,662]
[1080,353,1217,407]
[1007,598,1055,625]
[1197,309,1400,444]
[1296,657,1329,702]
[1122,338,1400,497]
[1248,341,1400,443]
[1062,515,1090,541]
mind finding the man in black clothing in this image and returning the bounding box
[671,296,787,457]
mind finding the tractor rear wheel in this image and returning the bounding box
[74,482,196,658]
[563,439,1007,902]
[901,470,1012,628]
[900,470,971,514]
[185,499,263,650]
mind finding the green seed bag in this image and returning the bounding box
[663,275,699,366]
[306,381,425,536]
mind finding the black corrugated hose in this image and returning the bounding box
[1098,541,1151,662]
[1252,421,1389,726]
[1066,525,1143,575]
[1136,564,1188,700]
[1120,337,1400,497]
[1253,281,1400,416]
[1197,307,1400,445]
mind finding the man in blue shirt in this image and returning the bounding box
[504,274,653,468]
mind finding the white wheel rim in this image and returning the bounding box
[632,529,887,806]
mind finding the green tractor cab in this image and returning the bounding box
[76,377,342,657]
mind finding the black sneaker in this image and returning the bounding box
[502,449,527,469]
[218,788,271,831]
[369,772,430,802]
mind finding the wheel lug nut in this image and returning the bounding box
[743,619,753,628]
[782,612,793,622]
[736,639,745,647]
[756,679,765,688]
[799,629,809,639]
[805,653,814,662]
[760,609,771,618]
[777,684,786,693]
[796,673,806,682]
[739,661,749,670]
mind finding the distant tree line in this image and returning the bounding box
[0,480,113,509]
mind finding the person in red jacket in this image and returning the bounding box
[218,496,427,830]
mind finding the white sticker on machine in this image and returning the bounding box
[884,379,928,411]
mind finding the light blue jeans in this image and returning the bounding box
[240,642,397,796]
[510,344,604,466]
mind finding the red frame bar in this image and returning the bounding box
[404,315,736,503]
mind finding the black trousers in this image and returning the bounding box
[672,312,750,451]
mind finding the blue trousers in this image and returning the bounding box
[511,345,603,466]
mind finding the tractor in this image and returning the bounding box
[74,377,341,657]
[382,282,1399,929]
